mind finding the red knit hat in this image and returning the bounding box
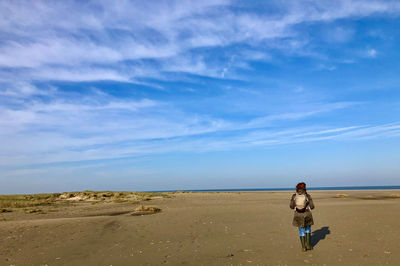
[296,182,306,192]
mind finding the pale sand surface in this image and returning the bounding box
[1,190,400,265]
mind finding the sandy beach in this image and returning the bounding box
[1,190,399,265]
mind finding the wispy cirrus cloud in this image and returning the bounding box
[0,82,395,168]
[1,0,399,83]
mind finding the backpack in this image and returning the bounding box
[294,193,307,209]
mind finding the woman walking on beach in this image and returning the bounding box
[290,182,315,251]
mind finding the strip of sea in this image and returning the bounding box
[151,186,400,193]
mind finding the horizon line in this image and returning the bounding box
[149,185,400,193]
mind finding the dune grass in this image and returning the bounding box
[0,191,170,212]
[24,208,44,213]
[59,191,170,202]
[0,193,61,208]
[134,205,161,213]
[0,190,171,213]
[356,194,400,200]
[334,193,400,200]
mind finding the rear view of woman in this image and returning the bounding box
[290,182,315,251]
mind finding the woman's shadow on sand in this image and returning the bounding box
[311,226,330,248]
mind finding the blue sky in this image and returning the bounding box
[1,0,400,193]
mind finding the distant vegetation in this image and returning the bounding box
[335,193,400,200]
[58,191,169,202]
[0,191,170,213]
[0,193,61,210]
[134,205,162,213]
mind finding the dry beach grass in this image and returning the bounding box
[0,191,169,214]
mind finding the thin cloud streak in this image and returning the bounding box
[0,76,386,168]
[1,89,398,166]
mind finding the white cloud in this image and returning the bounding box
[323,26,354,43]
[293,86,304,93]
[0,82,54,97]
[316,64,336,71]
[30,66,132,82]
[367,48,377,58]
[243,101,360,129]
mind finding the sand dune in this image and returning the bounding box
[1,190,399,265]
